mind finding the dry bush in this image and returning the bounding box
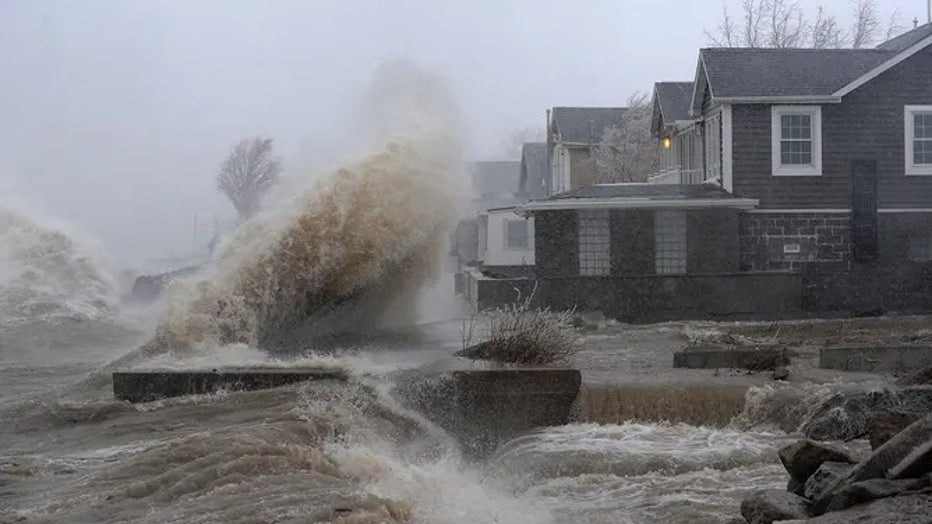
[460,287,578,365]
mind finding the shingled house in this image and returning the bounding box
[466,24,932,318]
[548,107,627,193]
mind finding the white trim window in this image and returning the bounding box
[771,106,822,176]
[503,219,529,249]
[905,105,932,175]
[578,210,610,276]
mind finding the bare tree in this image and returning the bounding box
[706,0,902,49]
[216,136,282,220]
[591,93,658,184]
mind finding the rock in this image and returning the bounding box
[869,411,923,450]
[812,412,932,515]
[787,477,803,496]
[740,490,810,524]
[724,519,747,524]
[803,461,851,501]
[897,367,932,386]
[778,440,856,486]
[888,439,932,479]
[772,367,790,381]
[801,387,932,442]
[824,477,929,512]
[795,493,932,523]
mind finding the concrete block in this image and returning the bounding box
[112,368,348,403]
[673,346,790,370]
[819,346,932,373]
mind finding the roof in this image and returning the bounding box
[516,183,758,213]
[699,47,895,99]
[519,142,549,198]
[551,107,627,144]
[654,82,694,122]
[468,161,520,196]
[877,22,932,51]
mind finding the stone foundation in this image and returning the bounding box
[740,212,851,271]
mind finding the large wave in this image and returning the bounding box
[151,61,467,352]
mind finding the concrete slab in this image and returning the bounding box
[673,345,790,370]
[819,346,932,373]
[112,368,348,403]
[395,368,581,458]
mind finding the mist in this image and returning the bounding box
[0,0,915,267]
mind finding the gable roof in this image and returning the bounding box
[692,28,932,114]
[877,22,932,51]
[652,81,694,135]
[468,161,520,196]
[699,47,895,99]
[519,142,549,198]
[550,107,627,145]
[516,183,757,213]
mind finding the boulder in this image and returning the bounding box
[740,490,810,524]
[801,387,932,442]
[778,440,856,486]
[897,367,932,386]
[794,493,932,523]
[813,412,932,515]
[803,461,851,501]
[824,477,928,512]
[724,519,747,524]
[888,440,932,479]
[869,411,923,450]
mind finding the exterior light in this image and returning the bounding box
[663,136,672,150]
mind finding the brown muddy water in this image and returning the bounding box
[4,310,891,524]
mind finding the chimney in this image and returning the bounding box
[916,17,920,29]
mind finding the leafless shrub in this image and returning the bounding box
[216,136,282,220]
[460,285,578,365]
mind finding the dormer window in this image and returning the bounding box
[771,106,822,176]
[906,105,932,175]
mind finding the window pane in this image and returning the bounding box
[781,140,812,165]
[781,114,811,140]
[915,114,932,139]
[654,210,687,275]
[578,210,610,276]
[505,220,528,248]
[915,139,932,165]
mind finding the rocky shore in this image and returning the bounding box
[733,385,932,523]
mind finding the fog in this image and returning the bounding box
[0,0,916,267]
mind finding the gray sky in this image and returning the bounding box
[0,0,920,267]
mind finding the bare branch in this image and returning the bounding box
[216,136,282,220]
[851,0,880,48]
[590,92,657,184]
[706,5,739,47]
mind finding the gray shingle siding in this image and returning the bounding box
[731,46,932,209]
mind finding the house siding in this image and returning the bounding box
[534,210,578,278]
[611,210,654,275]
[688,209,740,273]
[731,47,932,209]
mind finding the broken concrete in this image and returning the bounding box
[870,411,924,449]
[740,489,810,524]
[778,440,856,486]
[803,461,852,501]
[819,345,932,373]
[112,368,349,402]
[673,346,789,370]
[801,387,932,442]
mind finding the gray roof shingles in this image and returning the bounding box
[700,47,896,98]
[654,82,694,122]
[877,22,932,51]
[547,183,737,201]
[551,107,627,144]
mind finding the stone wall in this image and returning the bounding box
[740,212,851,271]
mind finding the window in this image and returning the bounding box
[771,106,822,176]
[909,236,932,262]
[906,106,932,175]
[704,112,722,181]
[578,210,610,276]
[654,210,687,275]
[504,219,529,249]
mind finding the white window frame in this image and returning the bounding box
[503,219,529,250]
[905,105,932,176]
[771,106,822,177]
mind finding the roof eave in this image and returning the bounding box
[833,33,932,97]
[516,197,760,215]
[714,95,842,104]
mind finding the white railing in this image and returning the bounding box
[647,168,706,185]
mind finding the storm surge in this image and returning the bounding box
[152,62,466,353]
[0,203,132,353]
